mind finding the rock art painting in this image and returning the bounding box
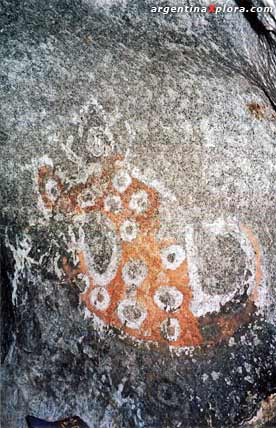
[37,155,263,349]
[2,1,276,426]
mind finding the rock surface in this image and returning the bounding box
[1,0,276,427]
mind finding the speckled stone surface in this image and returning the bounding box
[1,1,276,427]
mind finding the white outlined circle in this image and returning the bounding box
[104,195,122,214]
[160,318,181,342]
[160,245,186,270]
[120,219,139,242]
[122,259,148,287]
[117,299,147,329]
[154,286,183,312]
[129,190,149,214]
[112,170,132,193]
[90,287,110,311]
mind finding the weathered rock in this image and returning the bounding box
[1,0,276,427]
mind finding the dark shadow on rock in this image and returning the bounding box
[0,227,15,364]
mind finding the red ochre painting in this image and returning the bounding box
[37,156,262,348]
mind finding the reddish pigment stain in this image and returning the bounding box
[37,157,262,348]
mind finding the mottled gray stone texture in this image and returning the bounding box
[0,0,276,427]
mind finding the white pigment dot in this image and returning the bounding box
[117,299,147,329]
[90,287,110,311]
[120,220,138,242]
[45,179,60,201]
[112,170,132,193]
[129,190,149,214]
[104,195,122,213]
[78,187,101,208]
[122,259,148,287]
[160,318,180,342]
[160,245,186,270]
[154,286,183,312]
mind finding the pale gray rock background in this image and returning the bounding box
[0,0,276,427]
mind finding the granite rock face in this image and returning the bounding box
[1,1,276,427]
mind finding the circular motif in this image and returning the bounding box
[160,245,186,270]
[112,170,132,193]
[90,287,110,311]
[104,195,122,214]
[38,155,262,349]
[120,220,138,242]
[78,187,101,208]
[122,259,148,287]
[117,299,147,329]
[160,318,181,342]
[154,286,183,312]
[45,179,60,202]
[129,190,149,214]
